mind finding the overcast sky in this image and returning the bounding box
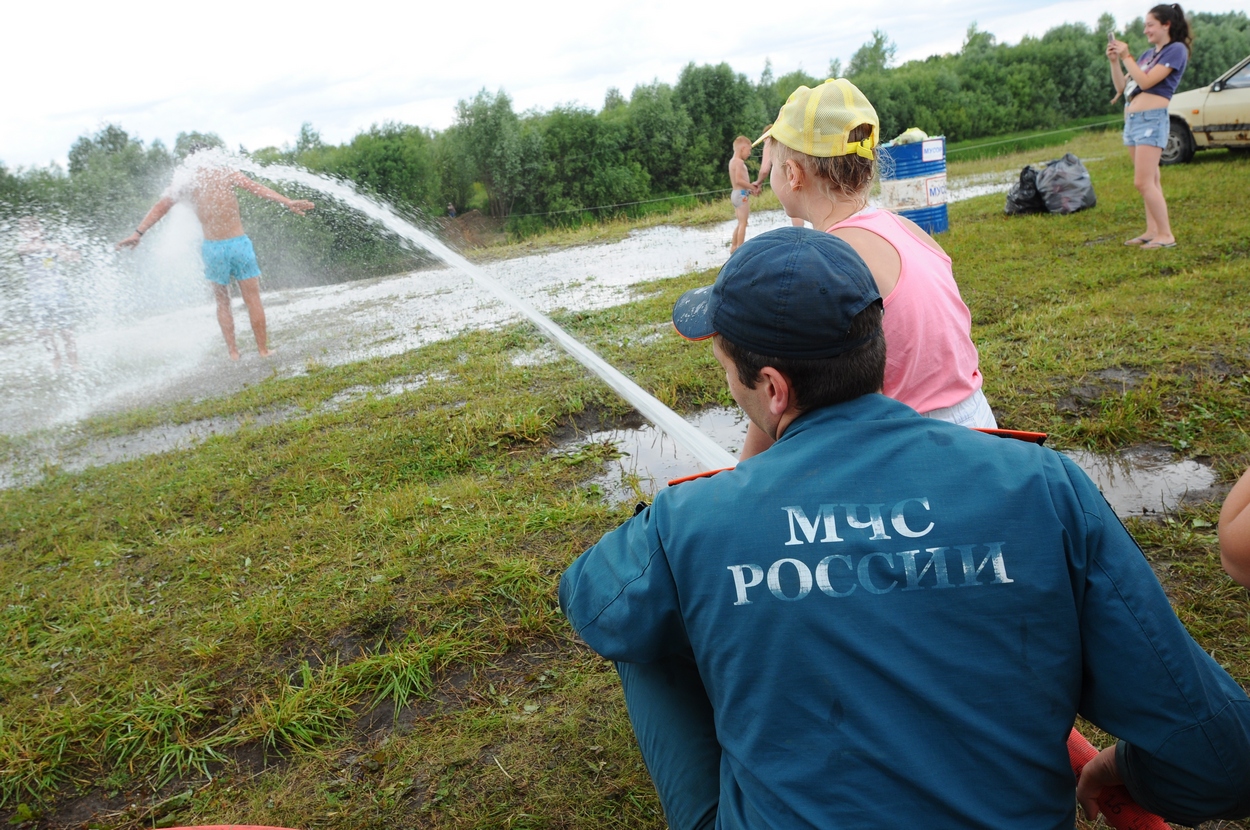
[3,0,1248,170]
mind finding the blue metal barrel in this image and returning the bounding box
[877,137,949,233]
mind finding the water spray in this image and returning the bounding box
[218,153,737,472]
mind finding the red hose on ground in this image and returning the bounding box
[1068,728,1169,829]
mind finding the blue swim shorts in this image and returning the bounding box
[1123,108,1169,149]
[201,235,261,285]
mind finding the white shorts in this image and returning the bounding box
[921,388,997,429]
[731,189,750,209]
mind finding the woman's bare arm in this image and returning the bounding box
[1218,467,1250,587]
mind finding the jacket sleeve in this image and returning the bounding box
[1055,455,1250,823]
[558,502,690,663]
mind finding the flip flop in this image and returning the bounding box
[1140,240,1177,250]
[1123,235,1153,246]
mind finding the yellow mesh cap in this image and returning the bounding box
[753,78,880,159]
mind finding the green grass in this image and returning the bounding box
[2,130,1249,829]
[945,113,1125,163]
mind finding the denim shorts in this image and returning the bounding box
[1123,108,1170,149]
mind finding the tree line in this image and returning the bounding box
[2,10,1246,277]
[281,9,1249,237]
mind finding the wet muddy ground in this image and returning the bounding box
[7,168,1210,520]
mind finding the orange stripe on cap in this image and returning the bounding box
[672,322,715,342]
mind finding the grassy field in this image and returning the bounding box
[945,113,1124,162]
[2,129,1249,829]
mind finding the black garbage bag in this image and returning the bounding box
[1035,152,1097,215]
[1004,164,1046,215]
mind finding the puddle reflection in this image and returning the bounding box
[1063,446,1217,517]
[563,408,750,500]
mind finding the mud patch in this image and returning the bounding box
[276,617,407,678]
[1056,366,1148,413]
[15,787,133,830]
[1090,367,1148,386]
[12,742,284,830]
[352,638,571,741]
[1180,354,1242,379]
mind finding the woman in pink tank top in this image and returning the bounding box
[741,79,994,459]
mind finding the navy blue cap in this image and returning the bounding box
[672,227,882,358]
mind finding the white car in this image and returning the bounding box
[1164,54,1250,164]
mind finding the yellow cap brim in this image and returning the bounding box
[751,128,771,147]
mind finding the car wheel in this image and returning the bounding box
[1162,119,1195,165]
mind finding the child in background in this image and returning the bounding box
[1218,467,1250,588]
[741,78,995,458]
[726,136,759,253]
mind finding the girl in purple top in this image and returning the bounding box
[1108,4,1191,249]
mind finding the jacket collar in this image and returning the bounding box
[774,394,918,444]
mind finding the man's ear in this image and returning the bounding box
[757,366,793,418]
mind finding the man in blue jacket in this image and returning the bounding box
[559,227,1250,829]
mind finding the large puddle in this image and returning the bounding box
[557,407,1218,519]
[1066,446,1219,518]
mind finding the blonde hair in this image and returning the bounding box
[769,122,877,208]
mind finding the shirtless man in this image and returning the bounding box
[727,136,760,253]
[116,147,314,360]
